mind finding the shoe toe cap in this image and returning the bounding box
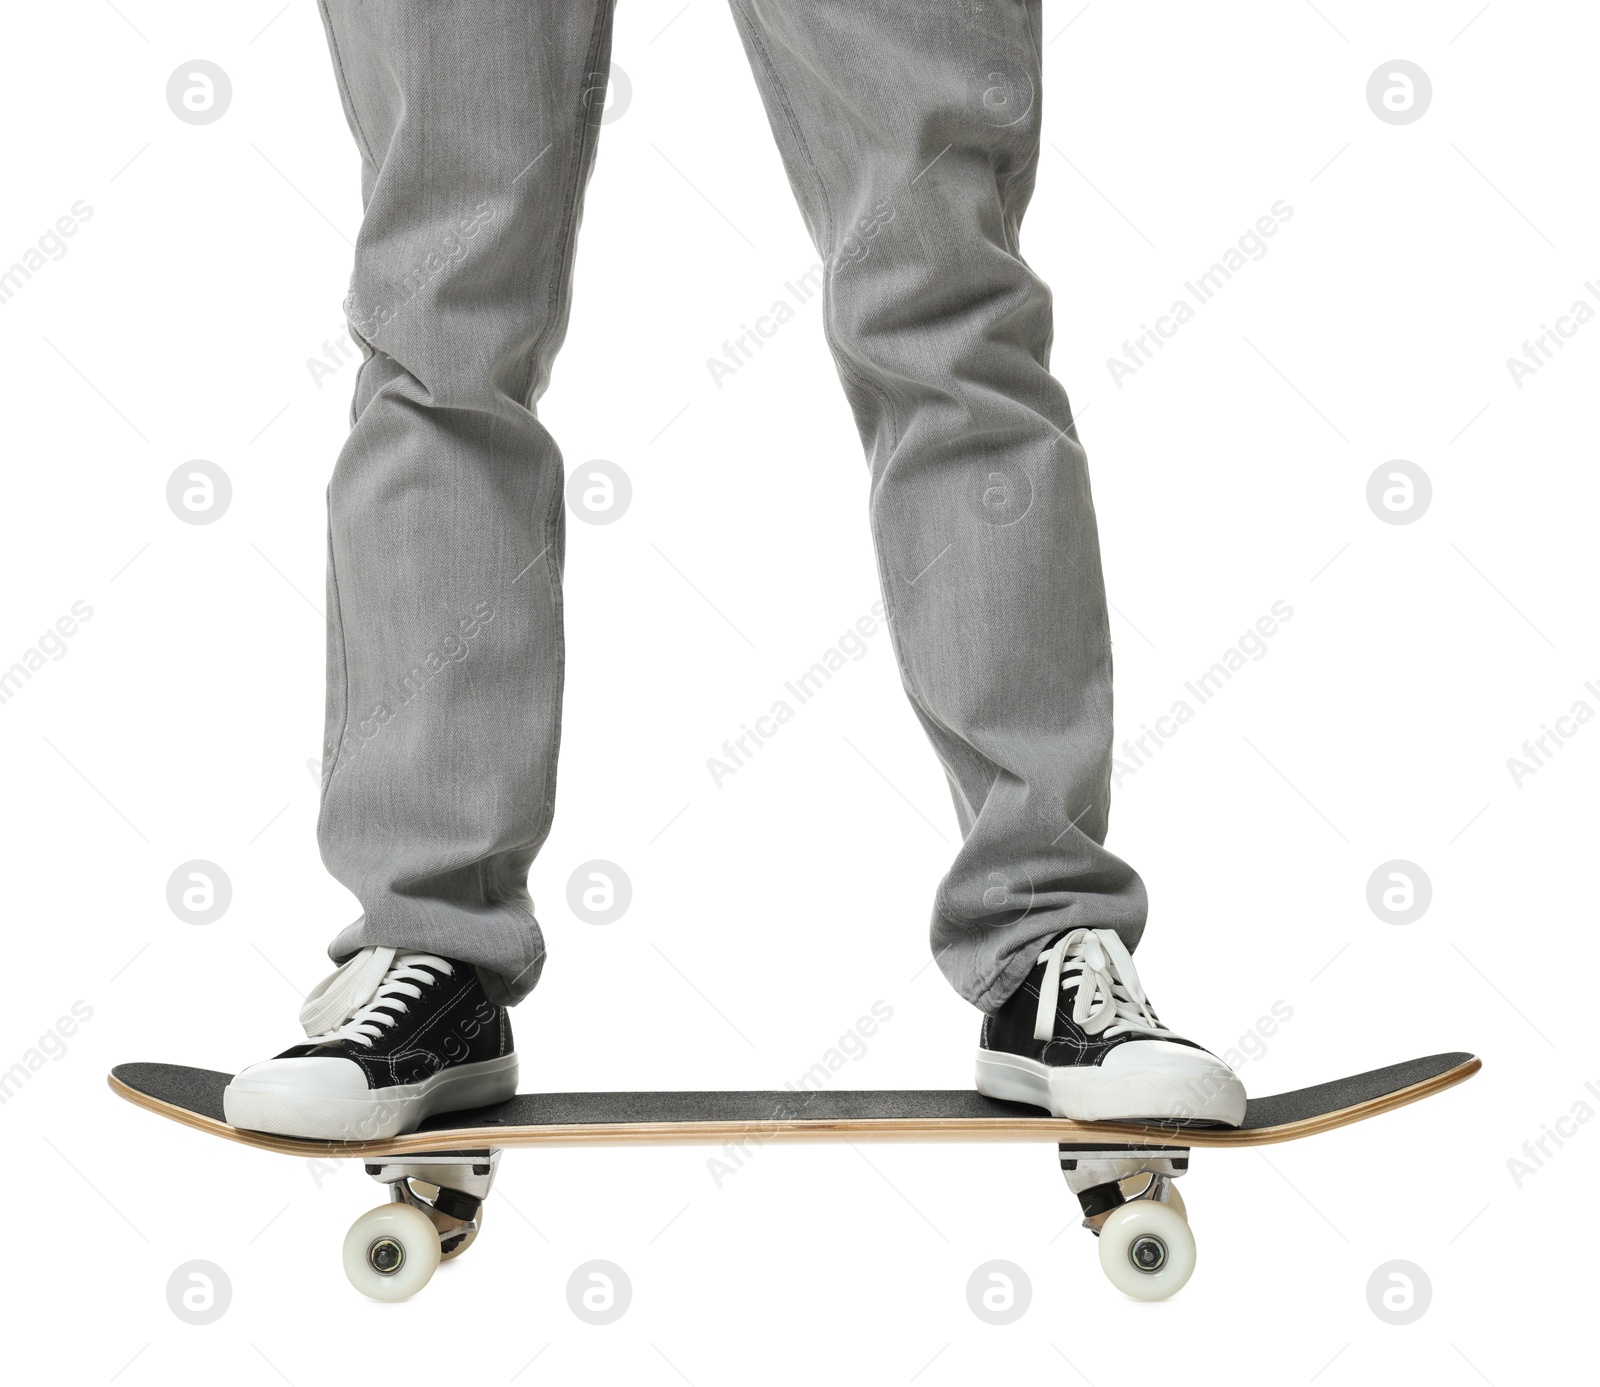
[229,1056,370,1095]
[1101,1039,1247,1124]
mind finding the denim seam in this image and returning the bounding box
[315,0,387,806]
[519,1,616,885]
[315,0,380,171]
[487,0,616,1002]
[517,3,615,412]
[733,4,1021,948]
[728,4,927,696]
[732,13,903,453]
[319,497,353,801]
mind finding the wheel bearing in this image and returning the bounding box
[1128,1234,1168,1273]
[368,1237,406,1275]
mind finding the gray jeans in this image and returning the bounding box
[315,0,1146,1011]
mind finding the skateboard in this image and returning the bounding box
[109,1051,1479,1301]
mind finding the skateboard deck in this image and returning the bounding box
[109,1051,1477,1157]
[112,1049,1478,1158]
[108,1052,1479,1302]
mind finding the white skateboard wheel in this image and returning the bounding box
[1097,1200,1195,1301]
[343,1204,441,1301]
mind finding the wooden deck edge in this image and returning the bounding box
[108,1056,1480,1159]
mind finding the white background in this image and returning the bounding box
[1,1,1594,1382]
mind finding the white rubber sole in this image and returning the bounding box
[223,1053,518,1141]
[976,1047,1246,1126]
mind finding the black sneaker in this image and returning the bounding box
[224,947,517,1140]
[975,928,1245,1125]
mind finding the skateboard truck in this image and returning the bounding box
[1058,1142,1196,1299]
[350,1149,503,1293]
[1058,1142,1190,1224]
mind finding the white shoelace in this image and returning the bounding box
[297,945,454,1048]
[1032,928,1175,1043]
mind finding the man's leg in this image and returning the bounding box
[726,0,1144,1012]
[314,0,617,1006]
[729,1,1244,1124]
[226,0,617,1140]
